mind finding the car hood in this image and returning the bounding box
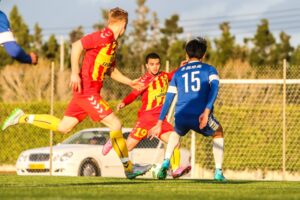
[21,144,101,155]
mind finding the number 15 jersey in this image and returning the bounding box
[168,61,219,117]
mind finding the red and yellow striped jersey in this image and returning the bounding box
[79,27,117,94]
[122,70,177,115]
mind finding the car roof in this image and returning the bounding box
[78,127,132,133]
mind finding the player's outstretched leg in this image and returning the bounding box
[157,159,170,180]
[2,108,61,131]
[1,108,24,130]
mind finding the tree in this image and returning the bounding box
[249,19,276,66]
[214,22,235,66]
[149,12,160,47]
[69,26,84,43]
[9,5,31,51]
[130,0,150,72]
[291,45,300,65]
[158,14,183,61]
[32,23,43,54]
[276,32,294,64]
[93,9,109,31]
[160,14,183,43]
[43,34,59,61]
[167,40,186,69]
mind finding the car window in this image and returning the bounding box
[123,132,162,148]
[62,130,109,145]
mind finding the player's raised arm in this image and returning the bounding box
[110,67,144,90]
[0,11,38,64]
[70,39,83,93]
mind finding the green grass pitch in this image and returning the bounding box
[0,175,299,200]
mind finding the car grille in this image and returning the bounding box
[26,169,49,173]
[29,153,50,161]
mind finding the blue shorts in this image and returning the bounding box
[174,113,220,137]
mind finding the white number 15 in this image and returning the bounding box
[182,71,201,93]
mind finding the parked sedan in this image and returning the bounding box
[16,128,191,177]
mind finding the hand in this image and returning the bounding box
[30,52,38,65]
[148,121,163,140]
[129,79,144,91]
[180,60,188,67]
[199,109,210,129]
[69,73,82,93]
[117,102,125,111]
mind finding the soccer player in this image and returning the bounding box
[101,52,191,178]
[148,37,226,181]
[0,10,38,64]
[2,7,150,179]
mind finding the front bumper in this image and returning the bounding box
[16,161,79,176]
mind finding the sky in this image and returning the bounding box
[1,0,300,46]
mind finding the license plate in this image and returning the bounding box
[29,163,45,169]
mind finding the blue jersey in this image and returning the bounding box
[0,10,14,42]
[159,61,220,136]
[0,10,32,63]
[160,61,219,119]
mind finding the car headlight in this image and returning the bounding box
[60,152,73,162]
[17,154,28,162]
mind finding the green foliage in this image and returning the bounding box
[69,26,84,43]
[249,19,276,66]
[42,34,59,61]
[213,22,236,66]
[32,23,43,54]
[291,45,300,66]
[160,14,183,42]
[166,40,186,68]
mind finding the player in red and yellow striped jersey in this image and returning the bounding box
[2,7,151,179]
[102,53,191,178]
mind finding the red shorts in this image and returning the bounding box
[64,94,112,122]
[129,113,174,141]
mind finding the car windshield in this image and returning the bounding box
[62,129,161,148]
[62,130,109,145]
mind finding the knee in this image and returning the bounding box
[110,129,123,139]
[57,125,72,134]
[109,118,122,131]
[213,125,224,138]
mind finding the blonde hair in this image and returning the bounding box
[108,7,128,24]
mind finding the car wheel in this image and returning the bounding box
[79,159,101,176]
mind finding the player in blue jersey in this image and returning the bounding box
[148,37,226,181]
[0,10,38,64]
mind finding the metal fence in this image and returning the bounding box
[0,60,299,180]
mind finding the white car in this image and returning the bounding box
[16,128,191,177]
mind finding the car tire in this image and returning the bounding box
[79,158,101,176]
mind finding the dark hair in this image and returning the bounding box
[145,52,161,63]
[185,37,207,59]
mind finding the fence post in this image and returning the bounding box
[60,36,64,72]
[282,59,287,180]
[49,62,55,176]
[165,60,169,73]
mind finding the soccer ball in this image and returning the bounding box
[151,163,161,179]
